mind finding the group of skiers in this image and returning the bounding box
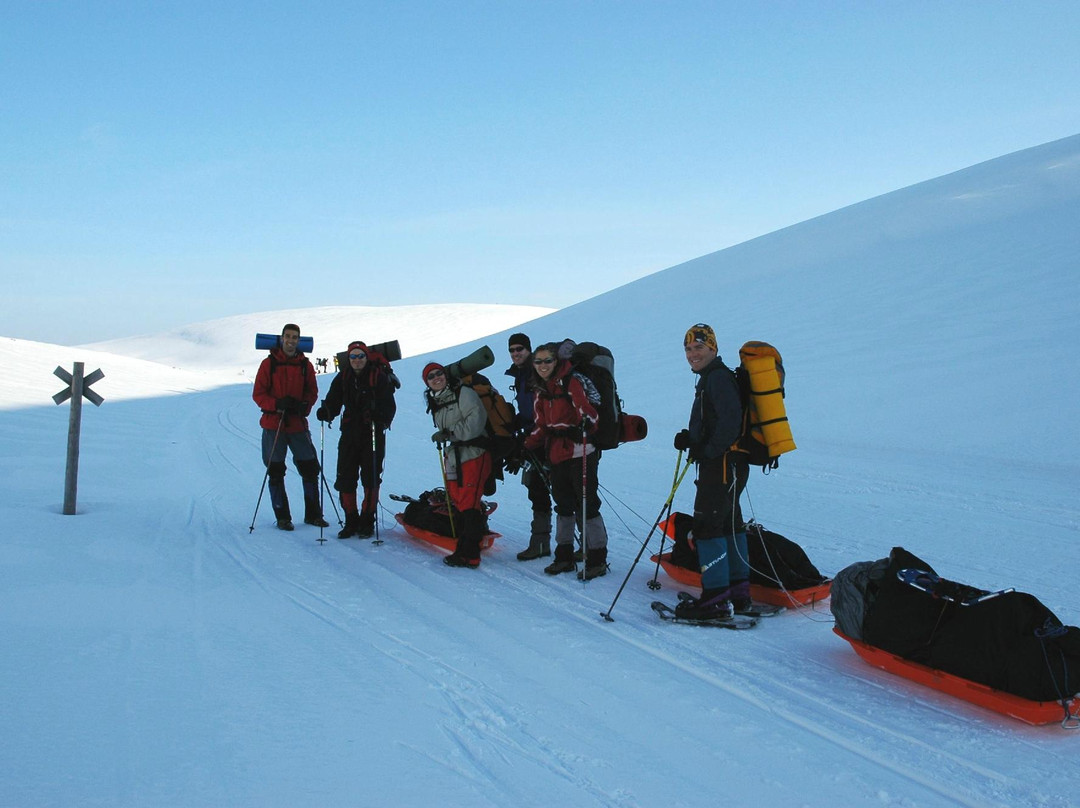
[253,320,754,620]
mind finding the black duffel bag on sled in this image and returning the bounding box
[832,546,1080,704]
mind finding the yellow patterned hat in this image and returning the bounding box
[684,323,717,352]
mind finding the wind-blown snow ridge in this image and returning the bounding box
[82,303,554,375]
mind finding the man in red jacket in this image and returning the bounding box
[252,323,327,531]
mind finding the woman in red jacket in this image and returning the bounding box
[524,343,609,579]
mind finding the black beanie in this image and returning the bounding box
[508,332,532,352]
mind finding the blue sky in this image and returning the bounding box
[4,0,1079,344]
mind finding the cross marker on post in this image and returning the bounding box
[53,362,105,515]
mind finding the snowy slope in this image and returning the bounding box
[1,135,1078,808]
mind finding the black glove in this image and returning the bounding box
[276,396,301,415]
[315,406,332,423]
[431,429,453,443]
[673,429,693,451]
[504,454,523,475]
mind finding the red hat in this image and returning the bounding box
[422,362,445,384]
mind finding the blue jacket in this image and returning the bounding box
[504,362,536,434]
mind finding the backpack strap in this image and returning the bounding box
[267,352,313,385]
[572,371,601,406]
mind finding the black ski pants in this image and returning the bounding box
[333,427,386,495]
[692,454,749,540]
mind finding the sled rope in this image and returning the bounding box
[742,486,833,622]
[1034,621,1080,729]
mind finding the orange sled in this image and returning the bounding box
[393,510,500,554]
[650,551,831,607]
[834,628,1080,727]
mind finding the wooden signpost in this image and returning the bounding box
[53,362,105,515]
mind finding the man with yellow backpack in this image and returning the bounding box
[672,323,797,620]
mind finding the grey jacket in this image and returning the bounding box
[429,383,488,475]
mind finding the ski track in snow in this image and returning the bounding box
[214,528,646,806]
[470,564,1050,808]
[176,380,1077,808]
[237,504,1071,808]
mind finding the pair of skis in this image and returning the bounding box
[896,568,1014,605]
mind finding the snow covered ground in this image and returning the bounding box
[1,134,1078,807]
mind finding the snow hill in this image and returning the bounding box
[2,134,1078,807]
[81,303,555,380]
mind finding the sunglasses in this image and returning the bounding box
[533,357,556,365]
[348,352,366,360]
[509,346,528,353]
[426,369,446,380]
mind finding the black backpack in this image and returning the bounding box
[568,341,624,450]
[665,513,827,592]
[334,341,401,390]
[402,489,491,537]
[745,520,829,590]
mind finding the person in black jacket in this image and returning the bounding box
[672,323,751,619]
[317,341,397,538]
[503,332,554,560]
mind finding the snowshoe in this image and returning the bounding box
[651,601,757,629]
[679,591,785,618]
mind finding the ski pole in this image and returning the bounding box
[523,447,553,496]
[249,416,286,533]
[600,451,690,621]
[647,451,693,589]
[647,497,677,591]
[437,440,456,538]
[580,422,588,582]
[371,421,383,545]
[313,415,342,528]
[317,421,327,544]
[317,444,343,528]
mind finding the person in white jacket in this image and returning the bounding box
[423,362,492,568]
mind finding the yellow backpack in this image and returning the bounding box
[732,341,796,469]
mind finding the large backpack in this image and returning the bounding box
[731,341,796,469]
[335,340,402,390]
[458,372,516,443]
[568,341,647,450]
